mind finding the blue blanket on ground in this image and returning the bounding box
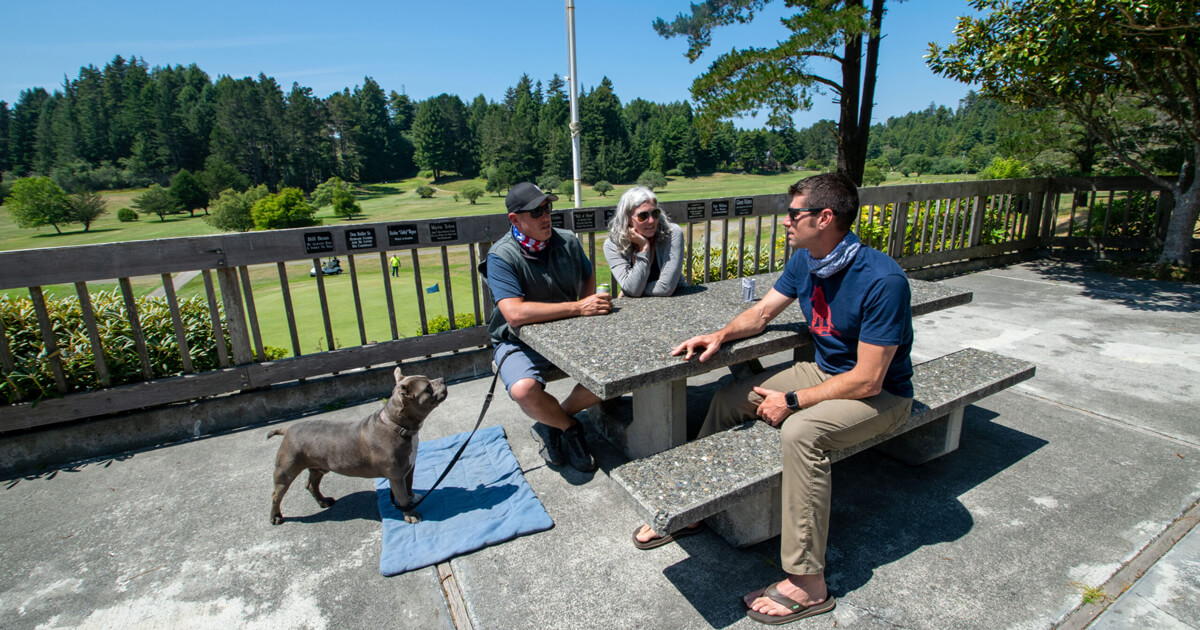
[375,424,553,576]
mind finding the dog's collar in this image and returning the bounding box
[378,414,418,438]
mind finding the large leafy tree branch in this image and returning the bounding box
[654,0,890,185]
[928,0,1199,266]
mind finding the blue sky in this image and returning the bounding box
[1,0,978,129]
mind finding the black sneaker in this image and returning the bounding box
[560,423,597,473]
[530,423,566,466]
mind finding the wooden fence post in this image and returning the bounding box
[117,278,154,380]
[1028,191,1045,242]
[216,267,254,366]
[1039,190,1057,242]
[28,286,70,393]
[478,241,494,325]
[888,200,909,258]
[968,196,986,247]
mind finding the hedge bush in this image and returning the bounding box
[416,313,478,336]
[1072,191,1159,238]
[1,292,283,404]
[682,197,1030,283]
[687,237,787,285]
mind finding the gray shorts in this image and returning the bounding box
[493,341,555,394]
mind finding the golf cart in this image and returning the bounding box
[310,257,343,277]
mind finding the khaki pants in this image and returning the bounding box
[700,360,912,575]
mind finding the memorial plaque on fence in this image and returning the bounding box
[573,210,596,231]
[735,198,754,216]
[712,200,730,218]
[551,213,565,229]
[346,228,377,250]
[687,202,706,221]
[604,208,615,225]
[429,221,459,243]
[304,231,335,254]
[388,224,419,246]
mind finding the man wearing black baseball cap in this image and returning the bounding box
[481,182,613,473]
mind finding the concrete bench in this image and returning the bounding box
[608,347,1035,548]
[518,275,973,460]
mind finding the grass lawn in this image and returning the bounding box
[167,246,616,356]
[0,171,978,254]
[0,170,973,354]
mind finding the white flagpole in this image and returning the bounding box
[566,0,582,208]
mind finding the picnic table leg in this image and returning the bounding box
[627,379,688,459]
[876,407,965,465]
[707,485,783,548]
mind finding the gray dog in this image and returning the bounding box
[268,369,448,525]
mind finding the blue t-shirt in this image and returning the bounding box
[774,246,914,398]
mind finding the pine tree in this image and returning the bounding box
[169,169,209,216]
[8,88,50,174]
[412,99,450,180]
[388,91,415,132]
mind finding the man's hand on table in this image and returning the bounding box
[577,293,613,317]
[671,333,723,362]
[751,386,791,426]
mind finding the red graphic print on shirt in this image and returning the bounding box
[810,285,837,336]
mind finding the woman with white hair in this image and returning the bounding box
[602,186,686,297]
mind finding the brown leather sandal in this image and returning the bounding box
[630,522,707,550]
[745,582,836,625]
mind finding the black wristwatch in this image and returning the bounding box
[784,390,802,411]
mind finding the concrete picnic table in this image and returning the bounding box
[515,272,973,459]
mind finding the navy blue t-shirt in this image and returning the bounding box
[774,246,914,398]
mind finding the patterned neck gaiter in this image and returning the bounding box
[804,231,862,278]
[512,225,549,254]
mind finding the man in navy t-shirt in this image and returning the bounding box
[638,173,914,624]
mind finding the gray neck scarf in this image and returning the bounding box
[804,232,862,278]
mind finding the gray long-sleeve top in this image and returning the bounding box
[603,223,686,297]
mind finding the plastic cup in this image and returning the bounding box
[742,277,756,302]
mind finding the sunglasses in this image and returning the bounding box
[634,208,661,222]
[519,202,553,219]
[786,206,825,222]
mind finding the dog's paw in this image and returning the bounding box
[271,513,285,525]
[403,511,423,524]
[318,497,336,508]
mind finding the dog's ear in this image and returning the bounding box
[388,376,420,409]
[393,367,403,384]
[399,375,429,401]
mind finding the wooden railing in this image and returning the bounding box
[0,176,1171,431]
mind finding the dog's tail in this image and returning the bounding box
[267,428,285,440]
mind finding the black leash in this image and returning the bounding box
[392,346,516,513]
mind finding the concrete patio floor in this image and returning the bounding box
[2,259,1198,629]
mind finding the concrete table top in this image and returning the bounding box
[517,273,972,400]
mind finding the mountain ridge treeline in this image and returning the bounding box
[0,54,1093,195]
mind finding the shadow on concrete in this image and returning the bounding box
[288,473,529,524]
[282,489,381,524]
[827,406,1048,594]
[657,406,1048,628]
[674,284,710,296]
[1027,259,1200,313]
[4,453,136,487]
